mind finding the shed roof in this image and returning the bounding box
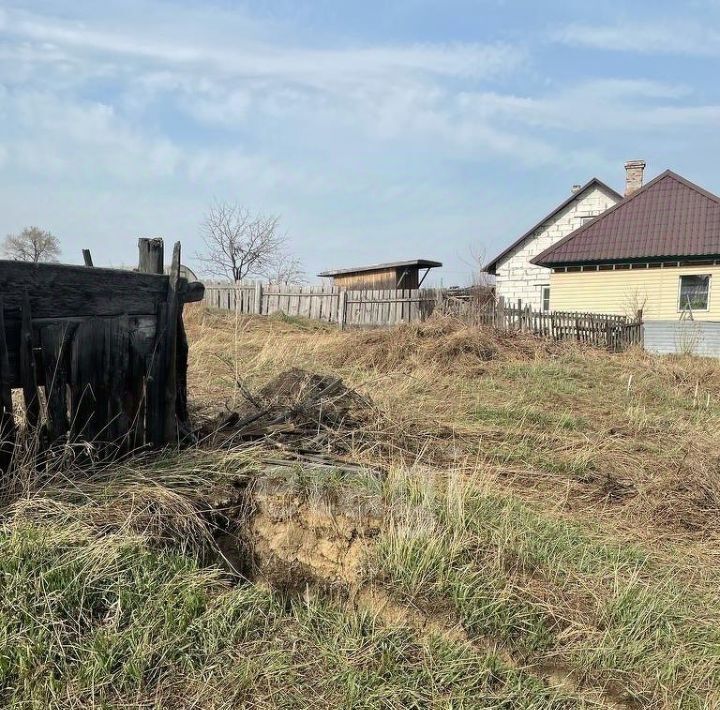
[484,178,622,275]
[532,171,720,267]
[318,259,442,277]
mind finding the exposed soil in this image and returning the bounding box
[214,464,383,591]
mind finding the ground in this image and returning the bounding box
[1,308,720,708]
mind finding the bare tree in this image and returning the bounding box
[3,227,61,263]
[262,251,306,285]
[460,244,494,288]
[196,201,290,281]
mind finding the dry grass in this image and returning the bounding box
[186,306,720,545]
[2,306,720,707]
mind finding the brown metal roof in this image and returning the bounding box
[532,171,720,267]
[484,178,622,275]
[318,259,442,277]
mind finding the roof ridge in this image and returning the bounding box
[532,169,720,266]
[484,177,622,274]
[532,171,675,264]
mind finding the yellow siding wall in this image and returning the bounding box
[549,265,720,320]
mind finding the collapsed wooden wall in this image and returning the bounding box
[0,238,204,469]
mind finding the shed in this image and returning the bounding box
[318,259,442,289]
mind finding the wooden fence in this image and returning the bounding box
[202,282,441,327]
[203,282,642,350]
[449,297,643,351]
[0,238,205,470]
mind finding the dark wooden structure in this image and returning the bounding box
[318,259,442,290]
[0,238,204,468]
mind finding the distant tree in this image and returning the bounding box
[196,201,291,282]
[3,227,61,263]
[263,252,306,285]
[460,245,494,288]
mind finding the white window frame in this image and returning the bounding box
[540,284,551,312]
[677,273,711,313]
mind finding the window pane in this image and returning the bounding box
[541,286,550,312]
[679,275,710,310]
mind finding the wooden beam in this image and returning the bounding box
[138,238,164,274]
[163,242,181,443]
[82,249,94,267]
[180,280,205,304]
[0,260,167,319]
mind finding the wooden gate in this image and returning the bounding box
[0,238,204,470]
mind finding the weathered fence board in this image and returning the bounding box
[0,261,170,320]
[203,281,441,328]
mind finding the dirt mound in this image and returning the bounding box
[203,368,378,456]
[257,368,372,426]
[327,317,556,373]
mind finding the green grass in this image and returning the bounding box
[4,313,720,708]
[375,470,720,708]
[0,517,582,709]
[474,404,586,432]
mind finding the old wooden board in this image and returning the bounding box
[0,260,169,320]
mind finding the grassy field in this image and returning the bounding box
[2,307,720,708]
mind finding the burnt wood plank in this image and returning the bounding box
[106,315,132,452]
[69,317,134,449]
[20,290,40,428]
[0,260,168,319]
[145,302,166,446]
[70,319,105,444]
[181,281,205,303]
[0,297,16,471]
[40,323,72,444]
[2,316,156,389]
[176,312,190,432]
[163,242,181,443]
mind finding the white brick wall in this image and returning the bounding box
[495,186,620,310]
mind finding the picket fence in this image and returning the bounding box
[202,282,643,350]
[202,282,440,328]
[467,298,643,351]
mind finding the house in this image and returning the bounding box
[484,167,637,309]
[532,168,720,355]
[318,259,442,289]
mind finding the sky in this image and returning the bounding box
[1,0,719,285]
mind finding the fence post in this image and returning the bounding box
[163,242,182,443]
[254,281,263,315]
[339,290,348,330]
[138,237,164,274]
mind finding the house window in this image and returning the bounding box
[541,285,550,312]
[678,274,710,311]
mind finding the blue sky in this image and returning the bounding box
[1,0,719,284]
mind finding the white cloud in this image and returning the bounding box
[552,21,720,56]
[2,0,720,278]
[4,6,524,88]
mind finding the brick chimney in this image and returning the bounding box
[624,160,646,197]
